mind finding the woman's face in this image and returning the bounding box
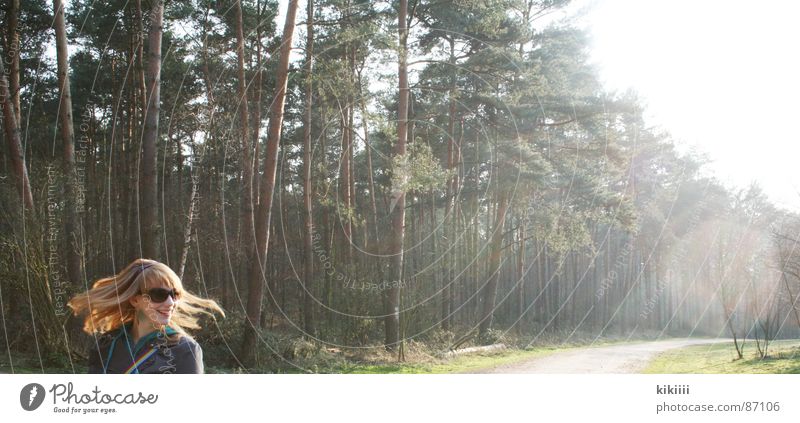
[130,280,180,326]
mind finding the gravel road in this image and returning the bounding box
[481,338,728,374]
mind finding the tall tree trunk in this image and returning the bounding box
[301,0,316,337]
[122,38,136,260]
[134,0,147,119]
[178,135,201,281]
[6,0,20,125]
[198,4,227,307]
[356,69,379,248]
[53,0,82,290]
[241,0,299,367]
[516,216,526,333]
[251,0,265,204]
[339,103,352,260]
[479,192,509,337]
[385,0,409,351]
[234,0,256,284]
[441,37,457,331]
[140,0,163,259]
[0,55,32,209]
[342,1,355,259]
[200,4,215,108]
[347,44,357,254]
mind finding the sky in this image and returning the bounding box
[571,0,800,211]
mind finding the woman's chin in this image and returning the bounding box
[146,311,172,326]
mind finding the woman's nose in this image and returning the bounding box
[164,295,175,306]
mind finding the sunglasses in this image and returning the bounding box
[142,288,180,303]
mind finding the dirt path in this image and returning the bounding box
[482,338,728,374]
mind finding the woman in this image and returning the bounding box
[68,259,224,374]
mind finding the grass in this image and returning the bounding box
[323,346,565,374]
[217,336,641,374]
[1,333,678,374]
[324,337,645,374]
[201,344,570,374]
[0,354,86,374]
[644,340,800,374]
[1,342,572,374]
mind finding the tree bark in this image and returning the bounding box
[140,0,163,259]
[441,37,457,330]
[516,216,525,333]
[479,192,509,337]
[53,0,83,289]
[251,0,265,204]
[134,0,147,119]
[178,135,200,281]
[234,0,256,284]
[6,0,20,125]
[339,103,352,259]
[301,0,316,337]
[385,0,409,351]
[356,69,379,248]
[0,53,32,209]
[240,0,299,367]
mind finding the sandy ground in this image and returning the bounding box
[481,338,729,374]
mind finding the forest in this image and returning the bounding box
[1,0,799,372]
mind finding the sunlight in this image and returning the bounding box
[583,0,800,210]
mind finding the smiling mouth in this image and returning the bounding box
[157,310,172,318]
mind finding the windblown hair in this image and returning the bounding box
[68,258,224,336]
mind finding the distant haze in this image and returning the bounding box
[577,0,800,211]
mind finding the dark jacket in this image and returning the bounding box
[87,324,204,374]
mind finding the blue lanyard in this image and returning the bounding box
[102,325,175,374]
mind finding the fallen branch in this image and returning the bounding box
[449,330,476,351]
[443,343,506,358]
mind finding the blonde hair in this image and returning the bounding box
[68,258,225,336]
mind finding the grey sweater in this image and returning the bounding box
[87,324,204,374]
